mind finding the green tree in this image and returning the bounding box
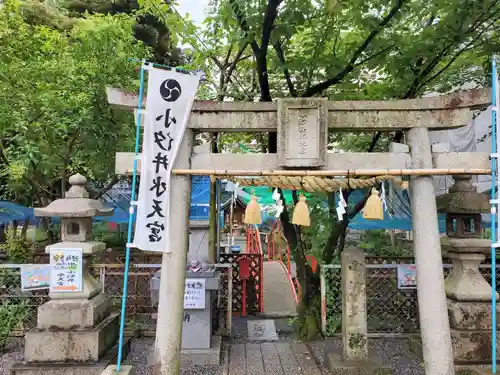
[211,0,498,340]
[143,0,499,339]
[19,0,185,66]
[0,0,152,207]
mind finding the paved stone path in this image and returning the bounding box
[228,341,324,374]
[262,261,297,317]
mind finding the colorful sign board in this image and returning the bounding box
[397,264,417,289]
[184,278,206,309]
[49,248,83,293]
[20,264,50,291]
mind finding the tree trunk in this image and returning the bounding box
[282,188,372,340]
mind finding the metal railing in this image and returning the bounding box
[0,263,233,337]
[320,263,499,337]
[4,260,497,338]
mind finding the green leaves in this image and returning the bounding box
[0,0,152,204]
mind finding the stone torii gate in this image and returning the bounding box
[108,87,491,375]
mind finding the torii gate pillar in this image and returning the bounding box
[409,128,454,375]
[153,130,194,375]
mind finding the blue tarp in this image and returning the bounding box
[189,176,211,221]
[0,180,449,232]
[0,201,35,224]
[100,176,219,223]
[345,188,447,232]
[0,176,219,226]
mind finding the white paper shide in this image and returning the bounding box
[134,67,200,252]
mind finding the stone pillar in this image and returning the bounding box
[408,127,455,375]
[324,248,392,374]
[341,248,368,361]
[153,130,193,375]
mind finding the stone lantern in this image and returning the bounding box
[436,175,499,363]
[35,173,114,299]
[12,174,123,375]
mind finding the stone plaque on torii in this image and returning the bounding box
[108,86,491,375]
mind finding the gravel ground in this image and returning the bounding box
[124,338,227,375]
[0,337,227,375]
[309,337,425,375]
[0,339,23,375]
[0,333,423,375]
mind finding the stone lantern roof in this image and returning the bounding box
[435,175,489,214]
[34,173,114,218]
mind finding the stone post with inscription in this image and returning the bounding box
[341,248,368,361]
[11,174,130,375]
[324,248,392,374]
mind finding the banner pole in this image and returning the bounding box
[491,54,498,374]
[116,61,147,372]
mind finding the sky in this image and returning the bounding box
[176,0,209,25]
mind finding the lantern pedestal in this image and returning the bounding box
[45,241,105,300]
[442,238,498,302]
[441,237,500,363]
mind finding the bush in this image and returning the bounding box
[92,223,127,248]
[0,300,30,352]
[0,229,33,263]
[358,229,411,257]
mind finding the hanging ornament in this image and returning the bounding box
[380,182,391,217]
[271,188,284,218]
[233,182,240,207]
[274,199,284,218]
[292,193,310,227]
[272,188,280,202]
[336,206,345,221]
[336,189,346,221]
[339,187,347,208]
[244,193,262,224]
[362,187,384,220]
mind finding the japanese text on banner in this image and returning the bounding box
[134,67,200,252]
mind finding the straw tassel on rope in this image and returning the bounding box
[362,187,384,220]
[292,193,311,227]
[244,192,262,224]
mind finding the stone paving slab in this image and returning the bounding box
[228,341,323,374]
[247,320,278,341]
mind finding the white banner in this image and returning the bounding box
[134,66,200,252]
